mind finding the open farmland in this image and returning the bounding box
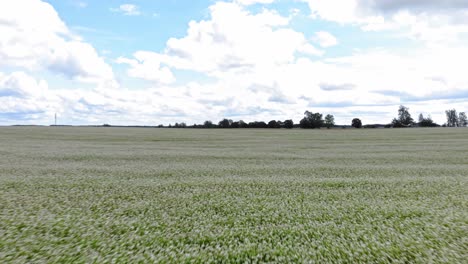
[0,127,467,263]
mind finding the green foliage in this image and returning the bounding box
[239,120,248,128]
[218,119,233,128]
[392,118,404,128]
[458,112,467,127]
[267,120,281,129]
[324,114,335,129]
[396,105,414,126]
[231,121,240,128]
[248,121,268,128]
[203,120,214,128]
[300,111,324,129]
[418,114,438,127]
[0,127,467,263]
[392,105,418,127]
[446,109,458,127]
[351,118,362,128]
[283,119,294,129]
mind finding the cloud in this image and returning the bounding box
[249,83,296,104]
[0,72,56,123]
[313,31,338,47]
[0,71,191,125]
[2,44,467,126]
[110,1,468,125]
[118,2,322,78]
[110,4,141,16]
[319,83,354,91]
[366,0,468,13]
[235,0,275,6]
[0,72,48,99]
[1,0,468,126]
[116,52,175,84]
[301,0,468,43]
[0,0,116,85]
[302,0,468,23]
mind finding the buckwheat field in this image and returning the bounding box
[0,127,467,263]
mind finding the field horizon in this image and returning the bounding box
[1,127,467,263]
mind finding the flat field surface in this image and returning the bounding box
[0,127,467,263]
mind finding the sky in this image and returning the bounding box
[1,0,468,126]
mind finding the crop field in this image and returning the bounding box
[0,127,467,263]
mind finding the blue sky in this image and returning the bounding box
[1,0,468,125]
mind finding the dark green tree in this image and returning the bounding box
[248,121,268,128]
[239,120,248,128]
[203,120,214,128]
[218,119,233,128]
[283,119,294,129]
[268,120,281,128]
[300,111,324,129]
[397,105,414,126]
[351,118,362,128]
[418,114,438,127]
[446,109,458,127]
[459,112,467,127]
[324,114,335,129]
[418,113,424,123]
[231,121,240,128]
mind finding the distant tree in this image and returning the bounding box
[283,119,294,129]
[419,115,438,127]
[268,120,281,128]
[239,120,248,128]
[257,121,268,128]
[299,118,311,129]
[391,118,404,128]
[418,113,424,123]
[351,118,362,128]
[397,105,414,126]
[459,112,467,127]
[204,121,212,127]
[300,111,324,129]
[324,114,335,129]
[203,120,214,128]
[231,121,240,128]
[391,105,414,127]
[248,121,268,128]
[446,109,458,127]
[179,122,187,128]
[218,119,233,128]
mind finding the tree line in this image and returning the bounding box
[390,106,467,128]
[159,106,467,129]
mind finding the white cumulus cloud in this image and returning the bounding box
[110,4,141,16]
[1,0,468,126]
[301,0,468,44]
[116,52,176,84]
[0,0,116,85]
[119,2,322,79]
[313,31,338,47]
[235,0,275,6]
